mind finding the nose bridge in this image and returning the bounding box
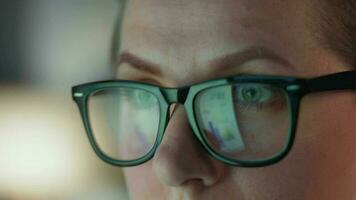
[160,87,190,104]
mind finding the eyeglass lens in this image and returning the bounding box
[88,88,160,161]
[195,83,290,161]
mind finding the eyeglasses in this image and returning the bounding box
[72,70,356,167]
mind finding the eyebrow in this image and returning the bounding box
[116,52,163,76]
[208,46,292,71]
[116,46,292,77]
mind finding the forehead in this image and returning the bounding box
[119,0,316,82]
[123,0,295,44]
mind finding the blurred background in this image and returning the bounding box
[0,0,128,199]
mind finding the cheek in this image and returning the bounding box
[291,93,356,197]
[123,163,164,200]
[293,93,356,198]
[296,92,356,157]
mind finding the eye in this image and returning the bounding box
[235,84,274,104]
[133,89,157,109]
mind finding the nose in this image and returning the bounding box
[152,105,225,187]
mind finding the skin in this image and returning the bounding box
[116,0,356,199]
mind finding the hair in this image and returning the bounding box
[110,0,127,66]
[318,0,356,68]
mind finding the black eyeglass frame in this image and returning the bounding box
[72,70,356,167]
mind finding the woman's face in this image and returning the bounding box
[116,0,356,199]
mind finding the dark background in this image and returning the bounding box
[0,0,25,83]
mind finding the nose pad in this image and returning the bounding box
[152,105,225,187]
[169,103,178,118]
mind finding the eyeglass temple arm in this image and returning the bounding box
[304,70,356,94]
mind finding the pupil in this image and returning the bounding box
[243,88,258,101]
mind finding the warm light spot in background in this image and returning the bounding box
[0,89,79,195]
[0,87,128,199]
